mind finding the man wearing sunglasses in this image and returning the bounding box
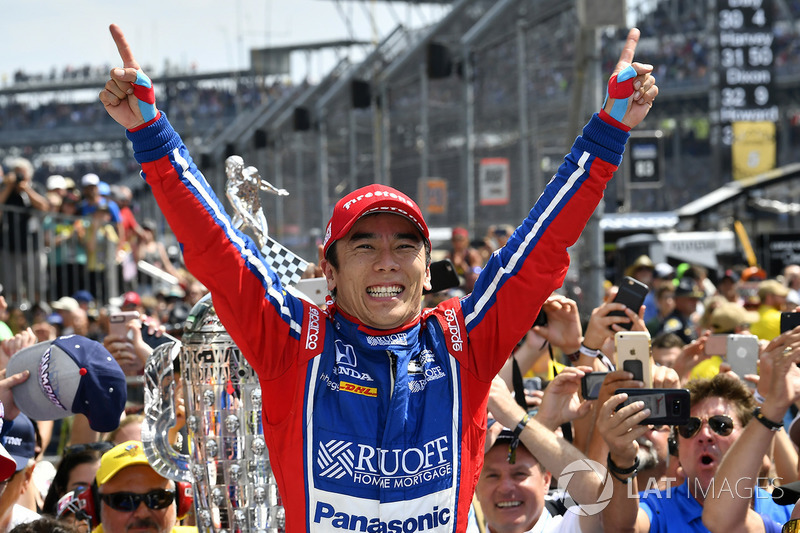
[598,373,792,532]
[94,441,194,533]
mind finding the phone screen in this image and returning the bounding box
[581,372,609,400]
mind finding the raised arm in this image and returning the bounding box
[464,28,657,378]
[600,28,657,130]
[99,24,155,130]
[98,25,304,383]
[702,330,800,533]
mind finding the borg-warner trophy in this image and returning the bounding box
[143,156,310,532]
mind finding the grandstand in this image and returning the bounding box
[3,0,800,307]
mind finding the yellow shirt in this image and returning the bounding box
[690,355,723,380]
[750,305,782,342]
[524,357,566,381]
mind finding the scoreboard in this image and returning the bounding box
[716,0,776,123]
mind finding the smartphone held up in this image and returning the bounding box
[615,330,653,388]
[609,276,649,330]
[615,388,691,426]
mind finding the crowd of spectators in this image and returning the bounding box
[0,156,213,336]
[6,203,800,531]
[0,77,288,134]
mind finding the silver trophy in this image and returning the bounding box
[142,155,305,532]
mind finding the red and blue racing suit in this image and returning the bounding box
[127,112,628,532]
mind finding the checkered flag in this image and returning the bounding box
[261,237,309,288]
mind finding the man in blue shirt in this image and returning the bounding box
[597,372,792,532]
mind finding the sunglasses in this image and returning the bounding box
[677,415,735,439]
[100,489,175,512]
[64,441,114,456]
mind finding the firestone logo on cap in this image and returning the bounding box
[342,189,414,211]
[323,185,429,257]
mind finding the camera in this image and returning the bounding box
[533,308,547,327]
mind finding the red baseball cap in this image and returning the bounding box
[322,185,429,257]
[121,291,141,308]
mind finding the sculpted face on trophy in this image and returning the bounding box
[225,155,288,250]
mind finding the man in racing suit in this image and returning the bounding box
[100,24,657,533]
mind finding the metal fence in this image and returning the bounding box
[189,0,600,264]
[1,204,123,307]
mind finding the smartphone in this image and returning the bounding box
[294,277,328,306]
[424,259,461,294]
[533,308,548,327]
[705,334,728,356]
[581,371,609,400]
[726,334,759,383]
[109,311,140,339]
[781,312,800,333]
[140,324,178,350]
[615,388,691,425]
[615,330,653,388]
[609,276,649,330]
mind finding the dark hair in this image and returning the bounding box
[41,449,105,516]
[8,517,80,533]
[685,373,756,428]
[651,332,685,350]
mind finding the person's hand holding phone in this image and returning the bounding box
[535,366,594,430]
[532,295,582,354]
[594,370,643,414]
[759,328,800,421]
[104,313,150,376]
[583,299,641,357]
[596,391,651,470]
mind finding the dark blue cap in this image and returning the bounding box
[71,290,95,303]
[7,335,127,432]
[1,413,36,471]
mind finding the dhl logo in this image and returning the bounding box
[340,381,377,397]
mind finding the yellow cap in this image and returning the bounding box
[95,441,150,486]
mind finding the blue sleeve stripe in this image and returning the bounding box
[463,151,591,328]
[170,147,303,339]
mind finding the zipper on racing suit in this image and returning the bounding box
[387,350,397,398]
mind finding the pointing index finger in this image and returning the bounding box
[617,28,641,68]
[109,24,140,70]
